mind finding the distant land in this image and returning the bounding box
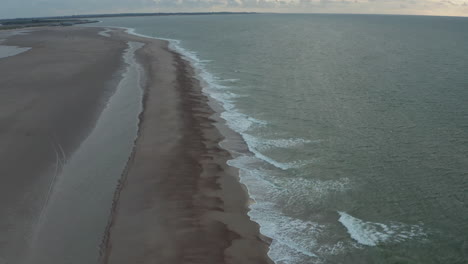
[0,12,257,30]
[0,19,99,30]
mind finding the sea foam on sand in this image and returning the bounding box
[0,45,30,59]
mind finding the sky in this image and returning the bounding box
[1,0,467,19]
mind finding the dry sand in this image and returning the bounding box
[0,27,272,264]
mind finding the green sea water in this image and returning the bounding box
[97,14,468,264]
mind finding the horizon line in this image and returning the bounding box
[1,11,467,21]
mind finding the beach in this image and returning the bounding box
[103,29,272,264]
[3,14,468,264]
[0,27,127,264]
[0,26,271,264]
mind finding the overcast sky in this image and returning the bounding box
[1,0,467,19]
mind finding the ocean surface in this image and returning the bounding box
[96,14,468,264]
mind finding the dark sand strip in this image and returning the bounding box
[0,27,271,264]
[101,30,273,264]
[0,27,127,264]
[24,40,146,264]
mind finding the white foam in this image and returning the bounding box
[221,112,250,132]
[114,26,352,263]
[250,201,322,261]
[116,27,271,138]
[219,78,240,83]
[338,212,425,246]
[228,164,353,263]
[209,90,244,101]
[241,134,316,170]
[247,116,268,126]
[249,147,307,170]
[280,177,350,204]
[98,28,112,37]
[244,134,316,150]
[316,241,347,256]
[264,216,321,258]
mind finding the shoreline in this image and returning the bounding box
[114,25,276,256]
[100,28,273,264]
[0,25,272,264]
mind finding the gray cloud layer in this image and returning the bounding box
[1,0,467,19]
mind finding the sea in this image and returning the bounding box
[95,14,468,264]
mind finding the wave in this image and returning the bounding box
[230,165,351,263]
[248,147,307,170]
[219,78,240,83]
[338,211,426,246]
[241,134,318,170]
[119,26,350,263]
[235,167,322,263]
[243,134,319,151]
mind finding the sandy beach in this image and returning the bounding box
[0,26,271,264]
[0,27,127,264]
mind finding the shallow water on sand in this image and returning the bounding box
[0,45,30,59]
[25,41,144,264]
[97,15,468,264]
[0,31,32,59]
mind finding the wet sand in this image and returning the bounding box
[102,30,273,264]
[0,27,271,264]
[0,27,127,264]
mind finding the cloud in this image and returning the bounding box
[0,0,467,18]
